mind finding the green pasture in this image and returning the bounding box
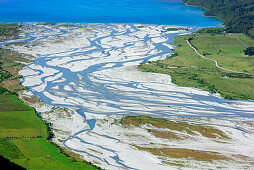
[0,95,98,169]
[0,95,31,111]
[139,33,254,100]
[0,110,47,138]
[191,34,254,74]
[0,138,97,170]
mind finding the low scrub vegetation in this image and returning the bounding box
[135,146,231,162]
[196,27,225,34]
[38,22,56,26]
[0,23,21,40]
[0,48,32,93]
[121,116,230,139]
[161,27,188,32]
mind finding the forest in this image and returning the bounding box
[182,0,254,38]
[244,47,254,56]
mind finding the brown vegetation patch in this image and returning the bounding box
[125,133,149,140]
[59,146,97,166]
[159,158,186,167]
[191,126,230,139]
[61,147,81,158]
[0,48,33,93]
[234,154,254,165]
[55,40,64,43]
[244,122,254,127]
[136,146,231,162]
[23,96,38,104]
[1,79,19,86]
[0,79,24,91]
[121,116,230,139]
[3,65,23,75]
[149,130,181,140]
[87,148,103,155]
[0,48,32,64]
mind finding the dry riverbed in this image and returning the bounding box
[4,23,254,169]
[19,91,254,169]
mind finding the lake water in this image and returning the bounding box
[0,0,222,26]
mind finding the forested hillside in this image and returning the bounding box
[182,0,254,38]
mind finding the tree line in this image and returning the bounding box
[182,0,254,38]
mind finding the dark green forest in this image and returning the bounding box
[196,27,225,34]
[244,47,254,55]
[182,0,254,38]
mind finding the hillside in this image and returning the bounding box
[182,0,254,38]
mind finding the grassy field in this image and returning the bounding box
[0,94,98,169]
[139,33,254,100]
[0,138,97,170]
[0,96,46,139]
[0,95,31,111]
[191,34,254,74]
[0,110,47,138]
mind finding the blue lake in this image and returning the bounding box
[0,0,222,26]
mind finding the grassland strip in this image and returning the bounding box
[186,39,254,76]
